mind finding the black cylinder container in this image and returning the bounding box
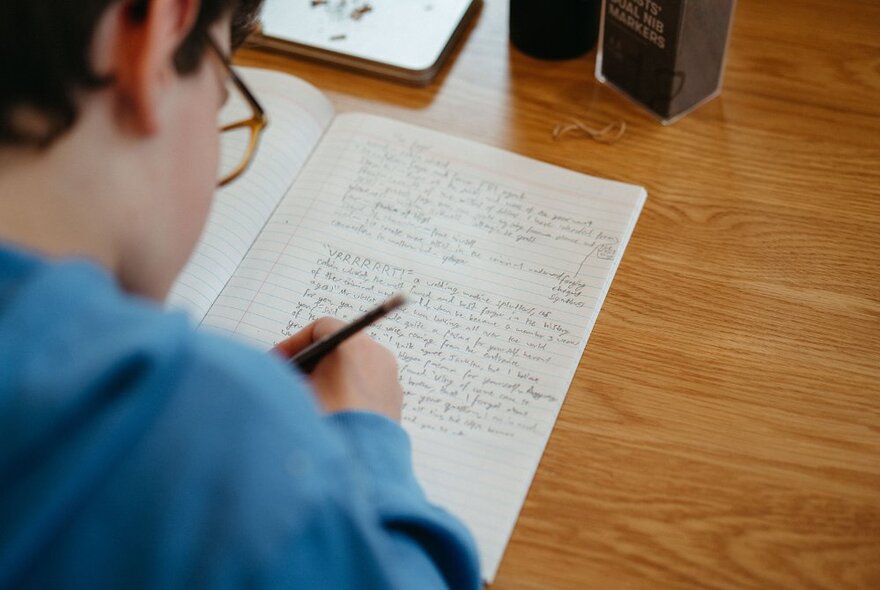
[510,0,602,60]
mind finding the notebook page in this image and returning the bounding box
[166,68,334,322]
[201,113,646,581]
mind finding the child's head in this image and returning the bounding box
[0,0,263,298]
[0,0,262,147]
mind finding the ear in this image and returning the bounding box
[112,0,201,135]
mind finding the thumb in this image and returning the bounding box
[273,321,320,359]
[272,317,347,359]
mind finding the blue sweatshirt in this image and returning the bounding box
[0,244,481,589]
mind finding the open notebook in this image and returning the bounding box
[167,68,646,583]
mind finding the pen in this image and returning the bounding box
[290,292,408,374]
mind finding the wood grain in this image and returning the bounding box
[237,0,880,587]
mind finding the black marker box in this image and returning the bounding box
[596,0,736,124]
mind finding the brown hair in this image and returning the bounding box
[0,0,263,147]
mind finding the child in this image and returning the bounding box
[0,0,481,587]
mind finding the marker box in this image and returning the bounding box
[596,0,737,124]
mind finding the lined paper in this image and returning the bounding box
[200,112,646,581]
[167,69,334,321]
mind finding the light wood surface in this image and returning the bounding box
[238,1,880,588]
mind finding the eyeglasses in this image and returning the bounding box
[205,36,268,187]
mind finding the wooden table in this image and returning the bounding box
[239,1,880,587]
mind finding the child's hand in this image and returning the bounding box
[274,318,404,422]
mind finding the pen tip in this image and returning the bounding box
[385,292,408,311]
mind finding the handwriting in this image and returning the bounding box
[331,137,622,288]
[281,244,570,440]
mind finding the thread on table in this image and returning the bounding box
[552,80,627,144]
[552,118,627,144]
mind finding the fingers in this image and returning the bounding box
[273,323,316,358]
[279,316,404,421]
[272,317,345,358]
[311,316,347,339]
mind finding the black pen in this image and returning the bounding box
[290,293,408,374]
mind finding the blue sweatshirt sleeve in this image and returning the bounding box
[152,336,483,590]
[323,412,481,589]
